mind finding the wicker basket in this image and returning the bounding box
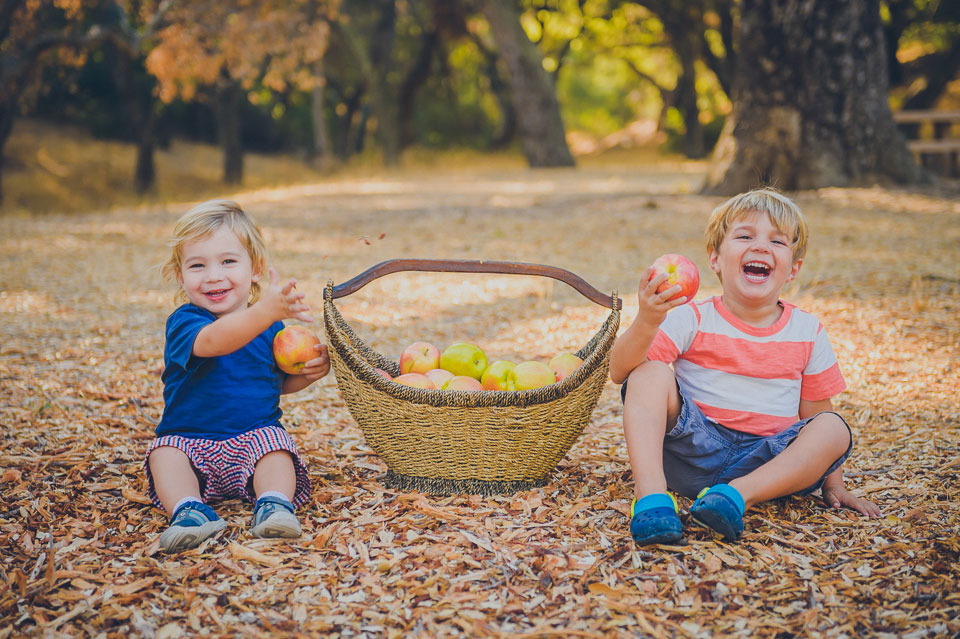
[323,259,621,495]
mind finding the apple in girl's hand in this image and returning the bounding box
[481,360,516,390]
[425,368,454,388]
[548,352,583,381]
[506,361,556,391]
[393,373,436,389]
[442,376,483,391]
[650,253,700,302]
[399,341,441,375]
[439,343,488,380]
[273,325,322,374]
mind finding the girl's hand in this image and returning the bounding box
[262,267,314,323]
[297,344,330,383]
[822,484,881,518]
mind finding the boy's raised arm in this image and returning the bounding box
[609,268,686,383]
[193,268,314,358]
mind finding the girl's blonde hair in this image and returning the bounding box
[705,188,809,262]
[161,199,268,305]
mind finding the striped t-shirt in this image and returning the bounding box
[647,296,846,436]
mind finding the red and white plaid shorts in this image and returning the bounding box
[144,426,311,509]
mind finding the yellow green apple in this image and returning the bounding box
[399,341,441,375]
[273,325,322,374]
[442,375,483,391]
[481,360,516,390]
[506,361,556,390]
[425,368,454,388]
[393,373,436,389]
[439,343,488,380]
[548,352,583,381]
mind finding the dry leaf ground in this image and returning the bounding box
[1,163,959,638]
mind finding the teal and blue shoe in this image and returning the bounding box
[690,484,745,541]
[157,501,226,553]
[251,495,301,538]
[629,493,683,545]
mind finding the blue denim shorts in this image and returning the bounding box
[621,380,852,500]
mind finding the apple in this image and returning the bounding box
[442,376,483,391]
[399,341,441,375]
[439,343,488,380]
[374,368,393,380]
[548,352,583,382]
[393,373,436,389]
[425,368,454,388]
[273,325,322,374]
[506,361,556,391]
[481,360,516,391]
[650,253,700,302]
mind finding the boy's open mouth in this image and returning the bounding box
[742,261,771,282]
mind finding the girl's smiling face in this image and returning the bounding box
[177,225,261,317]
[709,210,801,311]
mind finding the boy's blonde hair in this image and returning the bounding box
[705,188,808,262]
[161,199,268,305]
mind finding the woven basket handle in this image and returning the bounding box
[331,258,622,310]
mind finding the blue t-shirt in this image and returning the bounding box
[157,304,286,440]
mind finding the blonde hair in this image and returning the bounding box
[161,199,268,305]
[705,188,808,262]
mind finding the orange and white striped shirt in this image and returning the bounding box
[647,296,846,436]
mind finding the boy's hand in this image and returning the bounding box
[298,344,330,383]
[822,483,881,518]
[636,266,688,327]
[262,267,315,323]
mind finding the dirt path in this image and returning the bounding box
[2,166,959,637]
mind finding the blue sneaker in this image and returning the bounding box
[690,484,745,541]
[157,501,226,553]
[629,493,683,545]
[251,496,301,538]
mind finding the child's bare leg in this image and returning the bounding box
[622,360,682,499]
[250,450,301,539]
[730,412,850,510]
[252,450,297,499]
[148,446,202,516]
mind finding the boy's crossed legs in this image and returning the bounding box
[622,360,851,543]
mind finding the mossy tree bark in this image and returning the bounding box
[706,0,924,194]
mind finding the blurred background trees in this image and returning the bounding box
[2,0,958,204]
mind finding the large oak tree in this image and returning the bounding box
[706,0,924,194]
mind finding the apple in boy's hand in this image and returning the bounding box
[393,373,436,389]
[481,360,516,390]
[273,325,322,374]
[399,341,441,375]
[439,343,488,380]
[425,368,454,388]
[506,361,556,391]
[442,376,483,391]
[548,352,583,381]
[650,253,700,302]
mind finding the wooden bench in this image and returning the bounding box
[893,110,960,177]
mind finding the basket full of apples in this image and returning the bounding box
[323,259,622,496]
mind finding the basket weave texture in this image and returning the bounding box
[323,284,619,495]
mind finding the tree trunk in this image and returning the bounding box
[0,100,14,206]
[311,62,331,167]
[706,0,924,194]
[481,0,574,167]
[216,78,244,185]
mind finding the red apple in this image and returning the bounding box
[425,368,454,388]
[442,376,483,391]
[374,368,393,380]
[393,373,436,389]
[548,352,583,381]
[399,341,441,375]
[273,325,322,374]
[481,360,516,391]
[439,343,488,380]
[650,253,700,302]
[506,361,556,391]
